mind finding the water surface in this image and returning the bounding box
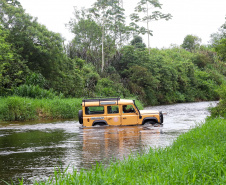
[0,101,217,183]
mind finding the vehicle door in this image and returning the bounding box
[121,105,138,125]
[106,105,121,126]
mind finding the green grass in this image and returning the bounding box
[31,118,226,185]
[0,96,144,121]
[0,96,83,121]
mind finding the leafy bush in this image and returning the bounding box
[25,72,47,88]
[95,78,130,98]
[13,85,64,99]
[210,84,226,118]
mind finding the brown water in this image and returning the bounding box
[0,101,217,184]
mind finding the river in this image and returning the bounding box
[0,101,217,184]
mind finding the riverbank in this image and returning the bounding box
[30,117,225,185]
[0,96,144,121]
[0,96,83,121]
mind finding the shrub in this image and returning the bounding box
[210,84,226,118]
[95,78,130,98]
[13,85,63,99]
[0,96,36,121]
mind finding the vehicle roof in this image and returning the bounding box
[82,98,134,107]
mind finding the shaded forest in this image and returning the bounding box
[0,0,225,105]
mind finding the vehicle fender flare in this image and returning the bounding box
[142,117,158,125]
[92,120,108,126]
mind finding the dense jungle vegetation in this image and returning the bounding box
[0,0,226,107]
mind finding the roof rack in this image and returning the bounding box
[82,97,120,106]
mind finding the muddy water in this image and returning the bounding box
[0,101,217,184]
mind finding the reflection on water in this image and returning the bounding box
[81,126,163,168]
[0,101,217,184]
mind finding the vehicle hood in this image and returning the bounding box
[140,110,159,115]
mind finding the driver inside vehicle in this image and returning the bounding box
[123,105,134,113]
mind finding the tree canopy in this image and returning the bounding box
[0,0,225,106]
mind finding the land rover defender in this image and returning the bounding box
[78,98,163,127]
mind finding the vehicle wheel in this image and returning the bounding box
[78,110,83,124]
[93,122,107,126]
[143,120,156,125]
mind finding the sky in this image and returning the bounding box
[18,0,226,48]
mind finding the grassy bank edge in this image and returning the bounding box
[30,117,226,185]
[0,96,144,122]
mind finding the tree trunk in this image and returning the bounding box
[146,1,150,55]
[101,20,105,73]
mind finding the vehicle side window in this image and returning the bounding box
[107,106,119,114]
[85,106,104,115]
[123,105,135,113]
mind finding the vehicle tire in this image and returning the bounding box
[93,122,107,126]
[160,111,164,124]
[78,110,83,124]
[143,120,156,125]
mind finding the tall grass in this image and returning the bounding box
[0,96,144,121]
[13,85,64,99]
[0,96,83,121]
[32,118,226,185]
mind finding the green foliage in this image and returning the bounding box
[68,14,102,66]
[0,0,66,78]
[191,52,212,68]
[115,45,224,105]
[0,0,225,107]
[0,96,143,121]
[31,118,226,185]
[36,98,82,119]
[0,96,83,121]
[210,84,226,118]
[130,0,172,36]
[214,37,226,61]
[13,85,63,99]
[130,35,146,49]
[0,25,30,96]
[181,34,202,52]
[0,96,36,121]
[68,1,135,72]
[95,77,130,97]
[0,0,81,97]
[25,72,47,88]
[210,17,226,47]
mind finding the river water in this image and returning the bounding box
[0,101,217,184]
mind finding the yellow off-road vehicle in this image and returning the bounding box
[78,98,163,127]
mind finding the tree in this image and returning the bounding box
[0,25,30,95]
[68,1,133,73]
[130,0,172,54]
[67,7,102,68]
[89,0,129,72]
[214,38,226,61]
[0,0,67,79]
[130,35,146,49]
[181,35,202,52]
[211,18,226,61]
[210,17,226,46]
[0,0,89,97]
